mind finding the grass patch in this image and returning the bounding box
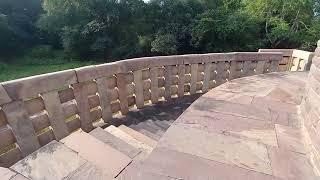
[0,61,95,82]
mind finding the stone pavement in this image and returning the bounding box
[136,72,319,180]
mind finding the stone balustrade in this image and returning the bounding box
[259,49,314,71]
[0,51,312,167]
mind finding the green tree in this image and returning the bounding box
[0,0,42,58]
[244,0,317,49]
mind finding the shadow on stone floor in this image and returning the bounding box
[106,94,202,133]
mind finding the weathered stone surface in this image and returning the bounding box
[11,141,86,180]
[0,127,15,149]
[96,77,113,122]
[90,127,140,159]
[2,101,40,157]
[10,174,29,180]
[252,97,299,121]
[218,78,276,97]
[2,70,77,100]
[266,87,301,105]
[117,162,178,180]
[177,65,185,97]
[118,125,157,148]
[0,167,17,180]
[75,62,124,83]
[42,91,69,140]
[65,162,113,180]
[133,70,145,108]
[105,125,153,153]
[259,49,293,57]
[175,110,277,146]
[143,148,277,180]
[116,73,129,115]
[150,67,159,103]
[192,98,271,121]
[203,90,254,105]
[61,130,132,177]
[0,147,22,167]
[73,83,94,132]
[269,147,317,180]
[0,84,11,105]
[275,124,307,154]
[158,124,272,175]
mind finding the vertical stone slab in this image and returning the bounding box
[256,61,266,74]
[216,62,226,85]
[242,61,251,77]
[116,73,129,115]
[133,70,144,109]
[150,67,159,104]
[190,64,198,95]
[178,65,185,97]
[2,101,40,157]
[270,60,280,72]
[96,77,112,122]
[202,63,212,93]
[164,66,172,100]
[42,91,69,140]
[0,84,11,105]
[229,61,238,81]
[73,83,94,132]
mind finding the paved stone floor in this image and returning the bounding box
[125,72,319,180]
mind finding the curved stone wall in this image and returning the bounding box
[0,50,312,167]
[301,43,320,175]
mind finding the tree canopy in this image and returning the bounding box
[1,0,320,61]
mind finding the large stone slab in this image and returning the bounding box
[252,96,298,112]
[266,87,301,105]
[11,141,86,180]
[117,162,177,180]
[143,148,277,180]
[2,101,40,157]
[65,162,113,180]
[2,70,77,100]
[42,91,69,140]
[269,147,317,180]
[217,77,277,97]
[175,110,277,146]
[192,98,271,121]
[90,127,141,158]
[203,90,254,105]
[60,130,132,178]
[275,124,307,154]
[157,124,273,175]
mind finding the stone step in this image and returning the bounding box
[11,141,87,180]
[138,129,162,141]
[90,127,141,159]
[118,125,158,148]
[134,121,162,134]
[60,130,132,178]
[104,125,153,153]
[129,123,162,141]
[152,120,171,131]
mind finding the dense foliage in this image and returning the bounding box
[1,0,320,62]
